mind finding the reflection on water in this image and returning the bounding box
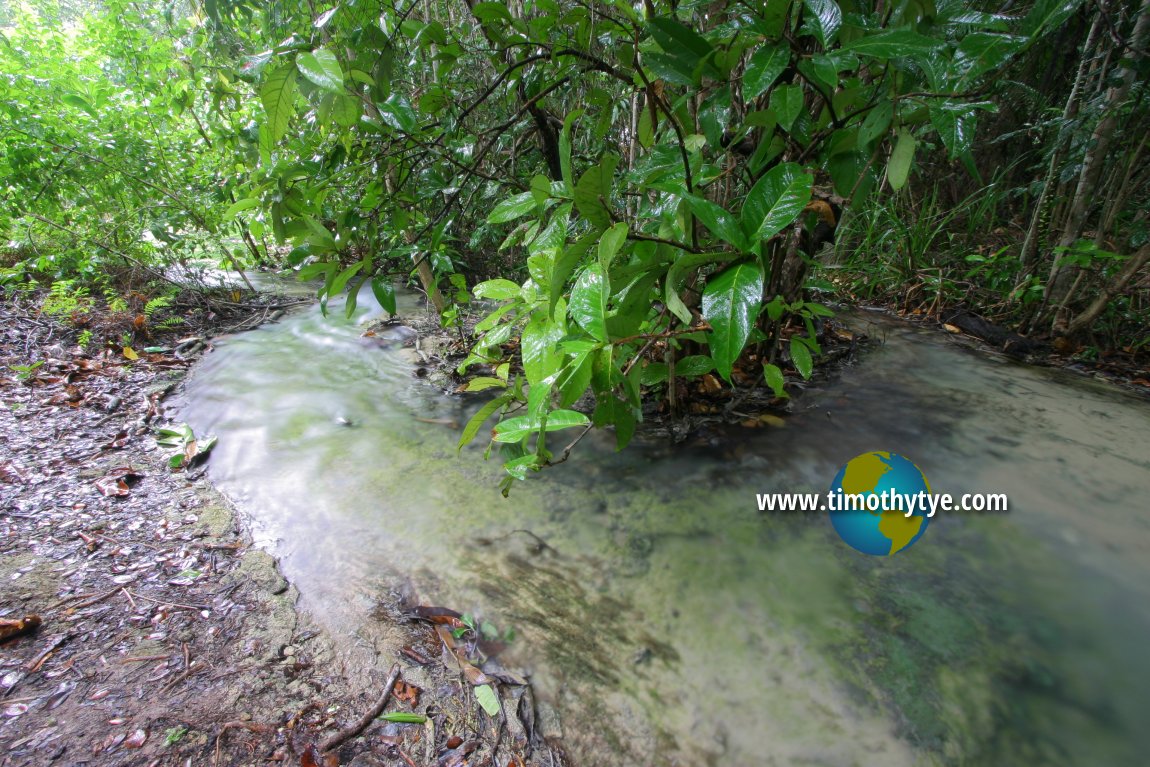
[182,288,1150,766]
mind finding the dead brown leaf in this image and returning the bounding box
[0,615,41,643]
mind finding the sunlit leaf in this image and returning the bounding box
[260,64,298,142]
[297,49,344,92]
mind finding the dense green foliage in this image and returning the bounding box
[3,0,1148,483]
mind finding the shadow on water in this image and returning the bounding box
[182,287,1150,766]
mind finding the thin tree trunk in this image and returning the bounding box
[1018,13,1103,274]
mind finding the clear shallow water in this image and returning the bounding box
[182,288,1150,766]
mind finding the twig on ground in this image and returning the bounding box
[319,662,402,754]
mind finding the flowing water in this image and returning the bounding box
[182,287,1150,766]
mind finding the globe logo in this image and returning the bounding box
[828,452,932,555]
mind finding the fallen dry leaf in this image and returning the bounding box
[94,466,143,497]
[0,615,41,643]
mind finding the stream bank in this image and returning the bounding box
[0,292,556,767]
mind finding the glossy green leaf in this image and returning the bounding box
[521,312,564,386]
[841,29,942,58]
[1022,0,1083,36]
[379,713,428,724]
[493,410,590,442]
[260,64,298,142]
[742,162,814,243]
[378,93,417,132]
[930,105,977,159]
[744,44,789,101]
[701,262,764,382]
[790,337,813,378]
[487,193,537,224]
[802,0,842,48]
[888,129,916,190]
[371,277,397,315]
[685,195,748,251]
[297,49,344,92]
[954,33,1025,85]
[570,264,609,342]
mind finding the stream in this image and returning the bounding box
[182,286,1150,766]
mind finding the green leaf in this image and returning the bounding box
[521,312,564,386]
[473,279,522,300]
[858,101,893,146]
[574,156,617,231]
[559,109,582,194]
[744,44,789,101]
[371,277,397,315]
[297,49,344,92]
[598,223,628,271]
[557,352,594,407]
[702,262,764,382]
[472,2,514,23]
[260,64,298,142]
[769,85,804,132]
[570,264,610,342]
[685,195,748,251]
[665,252,735,325]
[223,198,260,218]
[763,362,789,398]
[802,0,842,48]
[458,395,513,449]
[953,33,1025,85]
[465,377,508,392]
[493,410,590,442]
[742,163,814,243]
[840,30,942,58]
[887,129,915,190]
[930,105,977,160]
[1022,0,1083,36]
[378,93,417,132]
[677,355,714,377]
[488,192,537,224]
[61,93,97,118]
[648,18,714,67]
[550,232,596,315]
[474,685,501,717]
[379,713,428,724]
[332,96,361,128]
[790,337,813,378]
